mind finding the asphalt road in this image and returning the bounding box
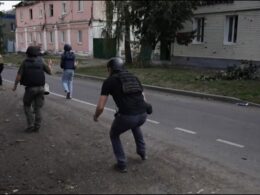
[3,67,260,183]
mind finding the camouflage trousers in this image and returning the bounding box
[23,86,45,129]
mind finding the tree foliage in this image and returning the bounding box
[104,0,114,38]
[105,0,200,65]
[105,0,133,64]
[129,0,198,65]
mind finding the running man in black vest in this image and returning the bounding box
[13,46,52,132]
[93,57,148,173]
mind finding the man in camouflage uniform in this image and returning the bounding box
[13,46,52,132]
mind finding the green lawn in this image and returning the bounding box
[3,53,260,104]
[76,65,260,104]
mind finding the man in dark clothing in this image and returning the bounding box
[93,57,148,173]
[60,44,77,99]
[13,46,52,132]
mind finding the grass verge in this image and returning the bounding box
[3,53,260,104]
[76,65,260,104]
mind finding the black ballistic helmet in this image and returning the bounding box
[64,44,72,51]
[26,46,40,57]
[107,57,124,72]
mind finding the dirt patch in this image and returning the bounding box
[0,84,259,194]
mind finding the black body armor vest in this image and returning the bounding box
[113,71,143,94]
[20,58,45,87]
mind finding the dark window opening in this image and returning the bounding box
[49,4,54,17]
[29,9,33,19]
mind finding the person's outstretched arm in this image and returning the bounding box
[93,95,108,122]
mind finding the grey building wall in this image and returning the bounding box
[172,1,260,68]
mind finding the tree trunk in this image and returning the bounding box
[160,39,171,61]
[124,6,132,65]
[138,41,153,67]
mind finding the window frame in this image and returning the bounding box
[29,9,33,20]
[10,23,15,32]
[28,32,33,43]
[37,32,42,44]
[224,15,238,45]
[49,31,54,43]
[39,8,43,18]
[62,1,67,15]
[61,31,66,43]
[192,17,205,44]
[77,0,84,12]
[20,10,23,21]
[49,4,54,17]
[77,30,83,44]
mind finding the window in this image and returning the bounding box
[193,17,204,43]
[19,33,23,42]
[77,0,84,12]
[39,8,43,18]
[29,9,33,19]
[20,10,23,20]
[29,33,33,43]
[49,4,54,17]
[49,31,54,43]
[37,32,42,44]
[224,15,238,44]
[62,1,67,15]
[78,30,82,43]
[10,23,15,32]
[61,31,66,43]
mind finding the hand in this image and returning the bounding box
[75,61,78,67]
[93,115,98,122]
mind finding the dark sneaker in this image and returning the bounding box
[113,164,127,173]
[66,92,71,99]
[33,126,40,132]
[138,153,147,160]
[24,126,34,133]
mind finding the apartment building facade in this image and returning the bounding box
[173,1,260,68]
[15,0,106,55]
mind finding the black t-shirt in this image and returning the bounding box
[101,73,147,115]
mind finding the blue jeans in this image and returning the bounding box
[110,113,147,168]
[62,69,74,95]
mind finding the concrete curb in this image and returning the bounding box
[67,72,260,108]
